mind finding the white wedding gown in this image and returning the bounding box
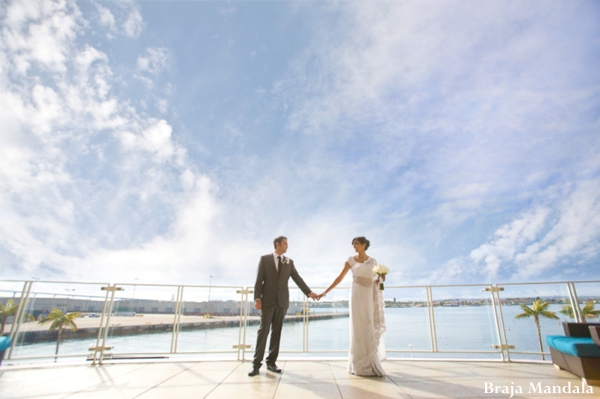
[347,256,386,376]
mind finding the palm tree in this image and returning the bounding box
[38,308,81,360]
[515,298,559,360]
[559,301,600,320]
[0,299,34,335]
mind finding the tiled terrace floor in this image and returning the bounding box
[1,360,598,399]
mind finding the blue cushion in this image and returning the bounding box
[546,335,600,358]
[0,336,11,351]
[546,335,565,347]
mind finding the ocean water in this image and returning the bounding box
[9,304,568,362]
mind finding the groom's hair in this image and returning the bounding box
[273,236,287,248]
[352,236,370,250]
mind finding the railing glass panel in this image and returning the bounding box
[497,282,570,361]
[306,286,349,355]
[429,285,501,359]
[571,281,600,322]
[6,281,110,362]
[0,280,29,337]
[105,283,181,357]
[2,279,598,365]
[176,285,243,357]
[382,287,431,358]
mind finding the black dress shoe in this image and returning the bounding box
[248,367,260,377]
[266,364,282,373]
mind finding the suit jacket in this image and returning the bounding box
[253,254,312,309]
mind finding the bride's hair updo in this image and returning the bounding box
[352,236,370,250]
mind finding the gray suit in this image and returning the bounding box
[252,254,312,368]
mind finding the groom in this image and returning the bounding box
[249,236,318,376]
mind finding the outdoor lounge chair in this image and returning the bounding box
[546,322,600,386]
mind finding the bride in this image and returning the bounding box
[318,236,386,376]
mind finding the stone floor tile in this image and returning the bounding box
[206,382,279,399]
[396,379,483,398]
[274,382,341,399]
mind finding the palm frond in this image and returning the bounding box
[539,311,559,320]
[514,299,558,321]
[514,313,529,319]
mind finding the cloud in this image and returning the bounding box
[0,0,214,283]
[94,2,115,36]
[470,207,551,278]
[1,0,599,290]
[137,47,168,75]
[430,179,600,284]
[91,0,143,39]
[123,6,143,38]
[119,118,180,162]
[76,175,220,282]
[513,180,600,279]
[281,1,600,184]
[3,0,80,74]
[267,0,600,283]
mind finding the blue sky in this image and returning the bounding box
[1,0,599,290]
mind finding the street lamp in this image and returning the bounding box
[207,275,213,316]
[133,278,139,299]
[132,278,140,315]
[65,289,76,311]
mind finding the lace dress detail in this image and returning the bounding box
[347,256,386,376]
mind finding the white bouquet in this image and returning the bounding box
[373,264,389,290]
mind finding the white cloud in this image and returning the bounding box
[0,0,214,283]
[3,0,80,74]
[123,7,143,38]
[431,180,600,283]
[265,0,600,285]
[514,180,600,279]
[119,119,177,162]
[94,2,115,35]
[92,1,143,39]
[137,47,168,75]
[469,207,551,278]
[282,1,599,188]
[76,175,220,282]
[1,0,598,290]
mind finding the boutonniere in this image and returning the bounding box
[283,257,290,264]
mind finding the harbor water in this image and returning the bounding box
[8,304,569,362]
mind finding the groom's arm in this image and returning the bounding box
[253,256,266,307]
[290,263,317,299]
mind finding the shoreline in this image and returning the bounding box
[8,312,349,344]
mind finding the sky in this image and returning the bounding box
[1,0,599,291]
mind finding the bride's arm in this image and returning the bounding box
[319,262,351,298]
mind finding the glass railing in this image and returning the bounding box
[1,279,598,365]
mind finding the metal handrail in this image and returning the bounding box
[1,278,598,365]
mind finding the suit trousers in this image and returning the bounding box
[253,306,287,368]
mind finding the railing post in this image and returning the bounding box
[567,283,582,323]
[7,281,33,360]
[234,287,252,361]
[97,284,123,364]
[170,286,184,353]
[90,285,112,365]
[303,295,309,352]
[425,286,438,352]
[485,285,513,361]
